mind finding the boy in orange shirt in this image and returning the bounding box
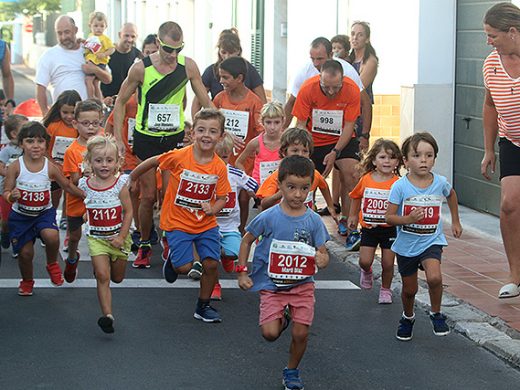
[62,100,103,282]
[213,56,263,232]
[130,109,231,323]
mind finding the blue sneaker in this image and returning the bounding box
[282,367,304,390]
[430,312,450,336]
[162,259,178,283]
[149,224,159,245]
[131,230,141,252]
[194,303,222,323]
[396,316,415,341]
[345,230,361,251]
[337,218,348,236]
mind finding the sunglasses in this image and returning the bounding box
[158,38,184,54]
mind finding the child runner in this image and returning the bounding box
[84,11,115,100]
[385,132,462,341]
[213,56,263,232]
[79,135,132,333]
[62,100,103,282]
[238,155,330,390]
[212,133,258,300]
[236,101,284,186]
[0,114,28,255]
[347,138,402,304]
[258,127,338,222]
[130,109,231,323]
[42,90,82,230]
[3,122,85,296]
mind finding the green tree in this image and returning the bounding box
[0,0,61,21]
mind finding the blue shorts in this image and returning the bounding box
[165,227,221,268]
[220,230,241,257]
[8,208,58,253]
[396,245,443,277]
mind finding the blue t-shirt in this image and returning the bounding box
[388,173,451,257]
[246,204,330,292]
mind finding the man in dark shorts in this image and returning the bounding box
[113,21,213,267]
[292,59,361,225]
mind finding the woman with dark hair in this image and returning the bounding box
[192,28,266,113]
[141,34,158,57]
[349,22,378,106]
[481,2,520,298]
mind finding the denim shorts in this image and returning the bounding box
[165,226,220,268]
[396,245,443,277]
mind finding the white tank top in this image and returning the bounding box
[12,156,52,216]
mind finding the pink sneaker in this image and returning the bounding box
[378,287,393,304]
[211,283,222,301]
[18,280,35,296]
[360,269,373,289]
[46,262,64,286]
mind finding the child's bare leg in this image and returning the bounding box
[238,189,250,234]
[92,255,112,315]
[261,319,284,341]
[110,258,127,284]
[422,258,443,313]
[40,228,60,264]
[401,273,418,317]
[93,78,103,100]
[17,241,35,280]
[51,188,62,209]
[129,179,141,230]
[287,323,309,369]
[85,75,96,99]
[331,168,340,207]
[381,248,396,289]
[359,246,376,272]
[199,258,218,300]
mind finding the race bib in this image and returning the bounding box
[148,104,180,131]
[84,36,102,53]
[51,136,75,163]
[311,109,343,136]
[127,118,136,146]
[175,169,218,209]
[268,239,317,287]
[87,197,123,238]
[221,109,249,139]
[304,190,314,209]
[362,188,390,225]
[217,191,236,217]
[16,180,51,216]
[402,195,442,235]
[259,160,279,184]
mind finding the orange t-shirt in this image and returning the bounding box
[62,140,87,217]
[47,120,78,166]
[213,88,264,173]
[292,74,360,147]
[158,145,231,234]
[107,95,138,171]
[256,169,328,209]
[349,172,399,228]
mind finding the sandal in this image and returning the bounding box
[498,283,520,299]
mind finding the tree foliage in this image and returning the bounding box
[0,0,61,21]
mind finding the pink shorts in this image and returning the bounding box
[0,196,12,221]
[259,282,315,326]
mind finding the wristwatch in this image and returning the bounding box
[235,265,249,273]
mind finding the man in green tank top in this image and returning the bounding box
[113,21,213,268]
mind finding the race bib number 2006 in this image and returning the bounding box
[268,239,317,287]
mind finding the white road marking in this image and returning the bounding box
[0,279,359,290]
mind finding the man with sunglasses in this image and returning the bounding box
[113,21,213,268]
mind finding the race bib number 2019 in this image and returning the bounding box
[402,195,442,235]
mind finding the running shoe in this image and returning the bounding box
[211,283,222,301]
[62,233,69,252]
[131,230,141,252]
[149,224,159,245]
[282,367,304,390]
[345,230,361,251]
[194,302,222,323]
[396,316,415,341]
[18,280,34,296]
[337,218,348,236]
[221,256,236,273]
[64,252,80,283]
[430,312,450,336]
[281,305,292,334]
[162,258,178,284]
[133,245,152,268]
[59,217,67,230]
[160,236,170,262]
[360,268,373,289]
[46,262,64,286]
[188,261,203,280]
[98,315,115,334]
[378,287,393,304]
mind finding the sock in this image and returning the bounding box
[403,311,415,320]
[429,311,441,316]
[67,253,79,264]
[197,298,210,307]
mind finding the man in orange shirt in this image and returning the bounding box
[292,59,360,227]
[130,109,231,323]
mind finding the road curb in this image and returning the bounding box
[327,239,520,370]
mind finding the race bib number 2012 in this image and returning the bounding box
[268,239,317,287]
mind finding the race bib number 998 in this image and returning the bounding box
[311,109,343,136]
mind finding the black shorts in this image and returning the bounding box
[132,130,185,161]
[311,138,361,174]
[67,216,85,232]
[396,245,443,277]
[360,226,396,249]
[499,137,520,179]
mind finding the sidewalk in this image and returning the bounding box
[12,63,36,82]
